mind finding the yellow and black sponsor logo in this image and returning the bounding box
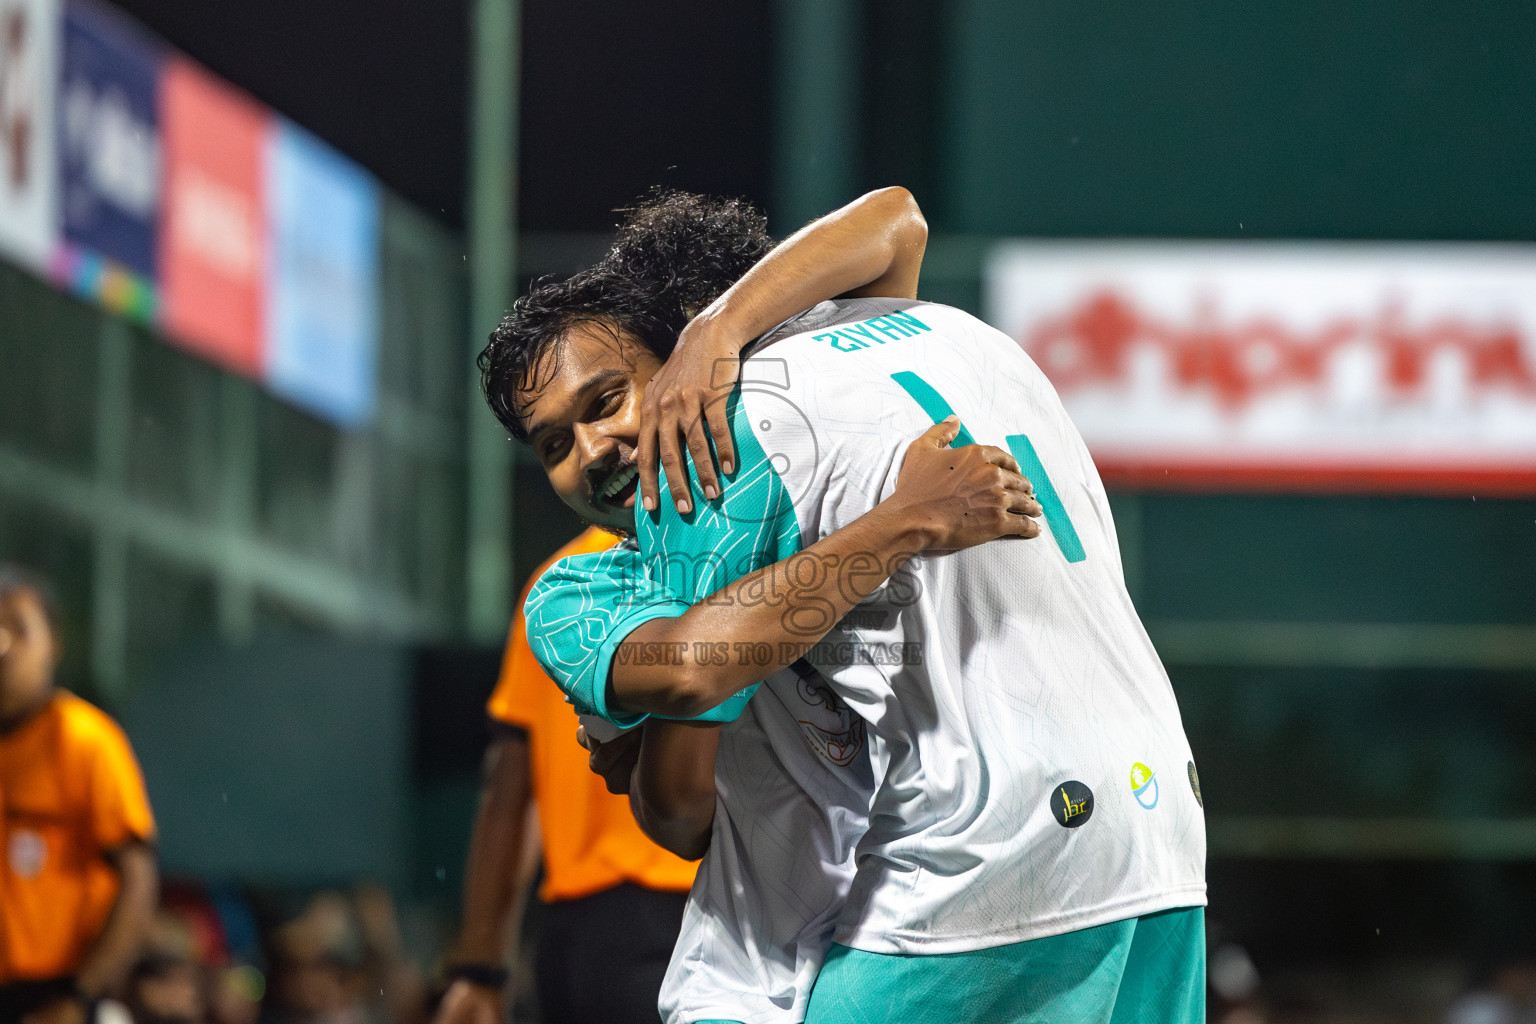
[1051,780,1094,828]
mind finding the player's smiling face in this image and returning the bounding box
[518,321,662,533]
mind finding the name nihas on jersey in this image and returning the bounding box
[813,309,932,353]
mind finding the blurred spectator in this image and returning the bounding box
[434,528,697,1024]
[1446,963,1536,1024]
[143,884,265,1024]
[264,889,423,1024]
[1208,920,1269,1024]
[206,965,263,1024]
[266,893,368,1024]
[124,951,204,1024]
[352,887,424,1024]
[0,566,158,1024]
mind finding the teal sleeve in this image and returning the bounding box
[641,386,805,593]
[524,547,757,729]
[635,385,806,716]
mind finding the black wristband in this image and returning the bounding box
[447,963,509,989]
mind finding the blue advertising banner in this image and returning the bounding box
[56,0,159,316]
[264,119,380,429]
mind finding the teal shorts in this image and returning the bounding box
[802,906,1205,1024]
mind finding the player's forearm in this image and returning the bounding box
[629,720,719,861]
[452,735,533,964]
[684,186,927,354]
[613,501,930,718]
[76,842,157,997]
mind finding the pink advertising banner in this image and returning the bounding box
[157,55,268,378]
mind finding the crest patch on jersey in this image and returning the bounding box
[8,828,47,879]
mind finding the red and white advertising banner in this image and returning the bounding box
[986,243,1536,495]
[158,55,268,377]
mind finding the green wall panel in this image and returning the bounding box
[1136,494,1536,625]
[121,634,413,888]
[942,0,1536,238]
[1176,665,1536,818]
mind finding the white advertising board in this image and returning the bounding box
[0,0,57,272]
[986,242,1536,494]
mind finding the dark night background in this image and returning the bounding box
[107,0,1536,243]
[111,0,774,230]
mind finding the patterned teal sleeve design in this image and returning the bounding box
[636,385,805,720]
[524,546,756,728]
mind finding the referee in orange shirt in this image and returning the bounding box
[0,567,158,1024]
[434,529,697,1024]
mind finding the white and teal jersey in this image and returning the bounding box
[526,542,878,1024]
[524,542,757,727]
[639,298,1206,956]
[664,664,877,1024]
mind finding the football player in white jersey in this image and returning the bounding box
[485,187,1208,1022]
[633,299,1207,1023]
[485,187,1042,1024]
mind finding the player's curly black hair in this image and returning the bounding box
[478,190,774,442]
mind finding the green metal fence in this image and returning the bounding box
[0,192,468,703]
